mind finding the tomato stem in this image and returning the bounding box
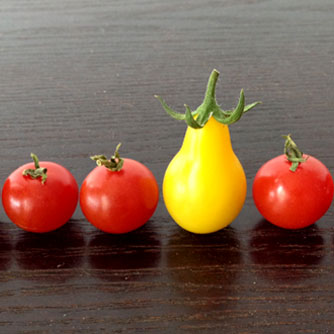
[91,143,124,171]
[283,134,308,172]
[22,153,48,184]
[155,69,261,129]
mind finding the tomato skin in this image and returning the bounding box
[163,117,246,234]
[80,158,159,234]
[252,154,334,229]
[2,162,79,233]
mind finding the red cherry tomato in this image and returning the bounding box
[2,154,79,233]
[252,135,334,229]
[80,144,159,234]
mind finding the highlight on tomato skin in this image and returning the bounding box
[252,135,334,230]
[1,154,79,233]
[79,144,159,234]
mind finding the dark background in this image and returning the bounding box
[0,0,333,332]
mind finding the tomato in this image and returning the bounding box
[163,116,247,234]
[155,69,260,233]
[252,135,334,229]
[2,153,79,233]
[80,144,159,234]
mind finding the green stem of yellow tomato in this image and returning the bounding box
[155,69,261,129]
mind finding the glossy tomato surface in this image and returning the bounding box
[2,161,79,233]
[252,154,334,229]
[163,117,247,234]
[80,158,159,234]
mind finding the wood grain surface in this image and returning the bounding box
[0,0,334,333]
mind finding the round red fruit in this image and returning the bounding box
[80,144,159,233]
[252,135,334,229]
[2,154,78,233]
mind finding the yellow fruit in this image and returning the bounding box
[156,69,260,233]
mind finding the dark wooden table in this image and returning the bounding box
[1,0,334,332]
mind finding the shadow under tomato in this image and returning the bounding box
[249,219,325,283]
[165,227,242,310]
[0,222,12,271]
[15,221,85,282]
[88,222,161,282]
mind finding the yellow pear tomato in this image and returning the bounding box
[156,69,261,234]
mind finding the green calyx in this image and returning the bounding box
[283,134,308,172]
[91,143,124,171]
[155,69,261,129]
[23,153,48,184]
